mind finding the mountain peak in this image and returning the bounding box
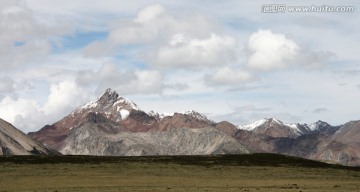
[238,118,284,130]
[183,110,213,122]
[306,120,332,131]
[73,88,139,116]
[238,118,306,138]
[148,110,214,123]
[264,118,283,125]
[99,88,119,100]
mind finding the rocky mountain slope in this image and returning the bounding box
[60,123,248,156]
[28,88,360,166]
[236,119,360,166]
[0,118,58,156]
[29,88,248,156]
[238,118,310,138]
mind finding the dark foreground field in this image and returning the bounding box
[1,154,360,192]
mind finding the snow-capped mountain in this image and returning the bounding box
[149,110,214,123]
[238,118,340,138]
[304,120,339,134]
[27,88,360,166]
[29,88,240,155]
[238,118,309,138]
[235,118,360,166]
[72,88,140,122]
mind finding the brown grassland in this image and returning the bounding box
[0,154,360,192]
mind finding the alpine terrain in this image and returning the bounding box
[0,118,58,156]
[28,88,360,166]
[236,118,360,166]
[29,88,248,156]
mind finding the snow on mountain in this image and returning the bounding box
[113,97,139,111]
[119,109,130,120]
[238,118,289,131]
[71,88,140,121]
[148,111,175,119]
[148,110,214,123]
[238,118,268,131]
[238,118,307,138]
[183,110,214,123]
[238,118,339,138]
[305,120,334,132]
[26,87,360,166]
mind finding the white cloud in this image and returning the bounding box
[247,29,333,71]
[152,33,237,69]
[0,80,93,132]
[0,0,357,132]
[204,67,255,86]
[0,0,72,69]
[0,76,15,94]
[133,70,164,94]
[43,81,91,115]
[84,4,234,70]
[134,4,165,24]
[77,63,164,95]
[247,29,299,71]
[88,4,169,48]
[0,96,43,132]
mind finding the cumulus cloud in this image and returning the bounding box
[0,97,39,123]
[84,4,236,69]
[77,63,164,95]
[152,33,237,69]
[247,29,333,71]
[107,4,165,45]
[204,67,255,86]
[43,81,91,115]
[0,80,92,132]
[247,29,299,70]
[0,96,43,132]
[83,3,170,53]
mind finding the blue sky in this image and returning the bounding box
[0,0,359,132]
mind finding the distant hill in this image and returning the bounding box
[0,118,59,156]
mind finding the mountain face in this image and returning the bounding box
[238,118,310,138]
[28,88,360,166]
[236,119,360,166]
[0,118,58,156]
[29,88,248,156]
[60,123,248,156]
[236,118,341,139]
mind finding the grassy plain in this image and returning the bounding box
[0,154,360,192]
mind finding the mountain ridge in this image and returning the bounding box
[26,88,360,166]
[0,118,59,156]
[29,88,243,156]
